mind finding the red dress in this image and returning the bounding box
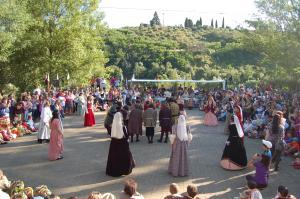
[84,102,95,126]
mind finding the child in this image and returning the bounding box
[260,139,272,158]
[0,170,11,199]
[273,185,296,199]
[164,183,183,199]
[26,115,37,132]
[247,181,263,199]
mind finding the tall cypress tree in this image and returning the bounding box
[150,11,161,27]
[200,17,202,26]
[211,19,214,28]
[184,18,189,28]
[215,20,218,28]
[222,17,225,28]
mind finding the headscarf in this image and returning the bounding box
[111,112,124,139]
[234,115,244,138]
[176,115,188,141]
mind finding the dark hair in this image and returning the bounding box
[123,179,137,197]
[271,114,280,134]
[51,110,60,122]
[278,185,288,197]
[123,105,129,111]
[149,103,154,109]
[247,181,257,189]
[260,154,271,168]
[187,185,198,198]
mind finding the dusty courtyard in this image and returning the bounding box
[0,110,299,198]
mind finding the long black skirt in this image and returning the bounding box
[106,138,135,177]
[146,127,155,136]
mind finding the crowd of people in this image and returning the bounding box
[0,169,296,199]
[1,79,300,198]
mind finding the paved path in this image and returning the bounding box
[0,110,299,199]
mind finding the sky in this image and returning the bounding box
[99,0,261,28]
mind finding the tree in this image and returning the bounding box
[215,20,218,28]
[0,0,31,88]
[222,17,225,28]
[150,11,161,27]
[184,18,193,28]
[255,0,300,32]
[2,0,107,90]
[211,19,214,28]
[195,17,202,28]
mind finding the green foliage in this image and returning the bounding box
[0,0,107,90]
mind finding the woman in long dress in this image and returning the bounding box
[203,95,218,126]
[106,112,135,177]
[37,101,52,143]
[220,115,247,170]
[48,110,64,161]
[168,115,191,177]
[84,96,95,127]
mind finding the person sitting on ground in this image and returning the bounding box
[273,185,296,199]
[0,170,10,199]
[0,169,10,188]
[24,187,34,199]
[119,178,144,199]
[102,193,116,199]
[49,194,61,199]
[88,192,102,199]
[164,183,183,199]
[246,181,263,199]
[239,190,251,199]
[183,184,201,199]
[246,154,270,189]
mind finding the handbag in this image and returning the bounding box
[169,134,176,145]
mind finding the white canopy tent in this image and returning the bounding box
[128,75,226,90]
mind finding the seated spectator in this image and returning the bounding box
[273,185,296,199]
[35,185,52,199]
[246,154,270,189]
[102,193,116,199]
[49,194,61,199]
[24,187,34,199]
[119,179,144,199]
[239,190,251,199]
[247,181,263,199]
[164,183,183,199]
[183,185,201,199]
[88,192,102,199]
[0,170,10,199]
[0,169,10,190]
